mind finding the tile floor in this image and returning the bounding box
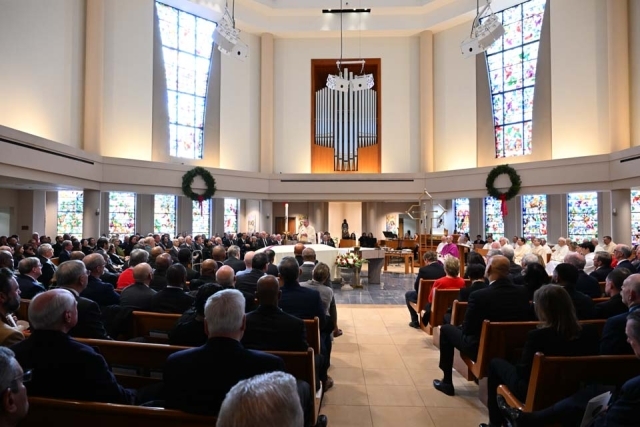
[320,304,488,427]
[332,265,416,305]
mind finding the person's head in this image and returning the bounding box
[523,262,549,289]
[216,265,235,289]
[21,244,35,257]
[293,243,305,257]
[500,246,515,262]
[194,283,223,317]
[486,236,493,244]
[303,219,309,227]
[466,252,485,267]
[177,248,192,264]
[54,260,88,291]
[227,245,240,260]
[604,236,612,245]
[533,284,581,340]
[521,253,539,269]
[62,240,72,252]
[532,237,540,247]
[278,257,300,283]
[83,253,106,278]
[200,259,218,277]
[96,237,109,250]
[0,347,29,425]
[150,246,163,260]
[516,237,525,246]
[256,275,281,307]
[212,245,227,262]
[36,244,53,259]
[129,249,149,267]
[312,262,330,284]
[132,263,153,285]
[29,289,77,332]
[625,311,640,358]
[606,268,631,297]
[216,371,303,427]
[166,264,187,288]
[485,255,510,281]
[251,253,268,271]
[17,258,41,279]
[593,251,612,268]
[552,263,579,286]
[444,257,460,277]
[0,252,12,271]
[0,269,20,315]
[154,253,173,272]
[70,251,85,261]
[486,249,502,263]
[204,289,246,340]
[264,249,276,264]
[423,251,437,263]
[578,242,595,255]
[621,274,640,308]
[614,244,631,261]
[563,252,586,271]
[466,264,485,281]
[301,248,316,262]
[557,237,566,247]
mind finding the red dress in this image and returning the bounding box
[428,276,466,303]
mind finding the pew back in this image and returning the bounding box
[17,299,30,321]
[428,289,462,334]
[450,300,468,326]
[409,279,434,332]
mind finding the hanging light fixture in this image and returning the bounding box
[212,0,249,61]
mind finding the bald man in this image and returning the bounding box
[434,255,531,396]
[293,243,305,266]
[150,253,172,291]
[189,259,218,291]
[120,263,157,311]
[236,252,255,278]
[211,246,227,269]
[216,266,235,289]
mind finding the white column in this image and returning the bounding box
[260,33,274,173]
[610,189,631,244]
[607,0,631,152]
[83,190,102,238]
[419,31,434,173]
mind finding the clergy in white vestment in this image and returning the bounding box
[435,236,447,257]
[482,236,494,250]
[551,237,569,262]
[498,237,514,251]
[530,238,547,266]
[591,238,605,253]
[513,237,532,265]
[602,236,616,254]
[298,219,317,244]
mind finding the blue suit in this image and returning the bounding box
[600,305,640,355]
[81,275,120,307]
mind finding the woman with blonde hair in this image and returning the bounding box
[420,257,466,326]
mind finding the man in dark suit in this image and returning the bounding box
[264,249,279,277]
[298,248,317,282]
[177,248,199,282]
[169,283,222,347]
[15,257,46,300]
[149,253,172,291]
[55,260,111,340]
[434,255,531,396]
[255,232,270,249]
[565,252,602,297]
[278,256,326,331]
[614,244,634,271]
[80,254,120,307]
[150,264,194,314]
[459,264,488,302]
[320,233,336,247]
[498,310,640,427]
[600,273,640,355]
[236,253,267,296]
[36,244,56,288]
[188,259,217,291]
[589,251,614,282]
[501,246,523,283]
[11,289,136,404]
[119,263,156,312]
[595,268,631,319]
[223,246,246,273]
[553,263,596,320]
[57,240,72,264]
[405,251,446,328]
[163,289,286,416]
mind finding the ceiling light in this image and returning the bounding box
[460,0,504,59]
[212,0,249,61]
[350,74,374,91]
[322,8,371,13]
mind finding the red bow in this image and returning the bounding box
[197,195,204,216]
[499,194,508,216]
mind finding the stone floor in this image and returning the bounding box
[321,305,488,427]
[332,264,416,305]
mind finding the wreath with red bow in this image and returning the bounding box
[182,167,216,214]
[486,164,521,216]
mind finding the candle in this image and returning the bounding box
[285,203,289,233]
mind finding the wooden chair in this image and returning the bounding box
[498,353,640,412]
[409,279,434,332]
[21,397,215,427]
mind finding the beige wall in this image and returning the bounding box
[631,0,640,148]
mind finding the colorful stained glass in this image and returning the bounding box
[192,199,212,237]
[109,192,136,236]
[486,0,546,158]
[57,191,83,236]
[154,195,177,236]
[485,198,504,238]
[157,2,216,159]
[224,198,238,234]
[567,192,598,242]
[454,198,470,234]
[522,194,547,240]
[631,190,640,244]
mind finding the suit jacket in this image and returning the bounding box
[168,310,207,347]
[58,250,71,264]
[279,281,326,330]
[188,274,216,291]
[242,305,309,352]
[11,330,134,404]
[0,319,23,347]
[59,287,111,340]
[461,278,531,348]
[37,255,56,288]
[594,293,628,319]
[223,257,246,273]
[321,239,336,247]
[81,275,120,307]
[235,269,265,295]
[295,255,304,266]
[594,375,640,427]
[565,285,596,320]
[600,306,640,355]
[576,270,603,298]
[164,337,284,415]
[119,283,157,311]
[149,269,169,291]
[16,274,46,300]
[169,246,180,263]
[413,262,446,291]
[266,263,279,277]
[590,266,613,283]
[615,259,634,272]
[459,280,488,302]
[150,287,194,314]
[299,262,315,282]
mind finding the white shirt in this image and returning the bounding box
[298,224,317,244]
[551,244,569,262]
[514,244,531,265]
[436,242,446,255]
[603,242,616,254]
[584,252,595,274]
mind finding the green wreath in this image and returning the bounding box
[486,164,521,200]
[182,167,216,203]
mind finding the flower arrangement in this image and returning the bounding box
[336,251,368,269]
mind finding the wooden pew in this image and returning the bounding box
[450,300,468,326]
[498,353,640,412]
[409,279,434,332]
[21,397,215,427]
[17,299,30,321]
[430,289,462,347]
[598,281,605,295]
[51,257,60,266]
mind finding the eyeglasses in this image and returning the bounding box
[13,370,31,386]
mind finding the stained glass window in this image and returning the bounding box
[154,195,177,236]
[567,192,598,242]
[521,194,547,240]
[109,192,136,236]
[57,191,83,236]
[631,190,640,245]
[454,198,470,234]
[157,2,216,159]
[485,198,505,238]
[193,199,211,237]
[224,198,238,234]
[486,0,546,158]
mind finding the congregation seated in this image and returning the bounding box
[459,263,488,303]
[223,245,245,273]
[600,273,640,355]
[177,248,199,282]
[421,257,466,326]
[169,283,222,347]
[293,243,305,266]
[500,246,522,283]
[614,244,634,271]
[54,260,111,340]
[235,253,268,295]
[484,284,600,427]
[80,254,120,307]
[58,240,73,263]
[0,251,14,272]
[235,251,255,277]
[299,248,317,282]
[70,251,85,261]
[149,253,172,291]
[0,347,29,426]
[433,255,531,396]
[188,259,217,291]
[589,251,613,282]
[301,262,336,332]
[498,310,640,427]
[0,268,24,346]
[463,252,485,279]
[119,263,156,312]
[551,263,595,320]
[264,249,279,277]
[11,289,136,404]
[15,258,45,300]
[36,244,56,288]
[147,246,164,269]
[595,268,631,319]
[278,257,326,332]
[564,252,602,298]
[520,260,549,300]
[149,264,195,314]
[211,245,227,269]
[163,289,286,416]
[116,249,149,289]
[405,251,445,328]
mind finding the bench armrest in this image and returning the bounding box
[497,385,525,411]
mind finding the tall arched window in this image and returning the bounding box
[631,190,640,244]
[154,195,177,236]
[57,191,83,236]
[192,199,211,237]
[109,192,136,236]
[567,192,598,242]
[224,199,238,234]
[484,198,504,238]
[453,198,470,234]
[486,0,546,158]
[521,194,547,240]
[156,2,216,159]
